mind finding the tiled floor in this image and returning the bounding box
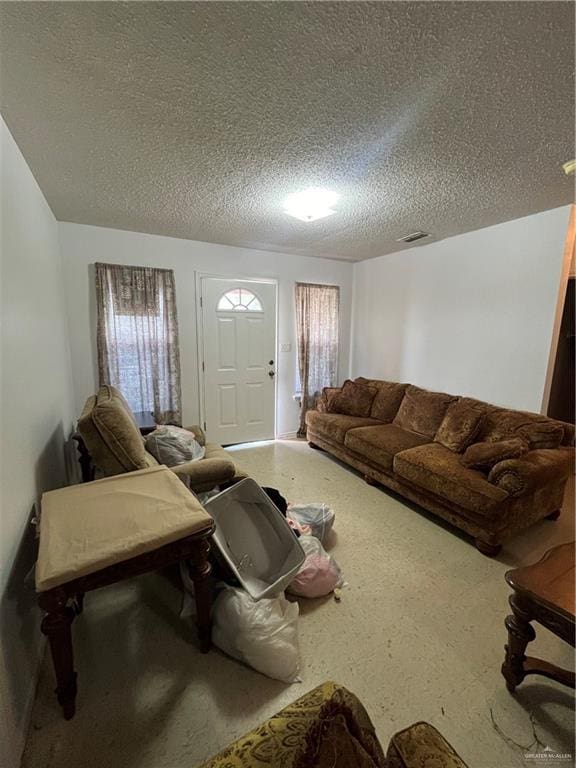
[23,440,575,767]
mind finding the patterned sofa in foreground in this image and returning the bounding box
[200,681,468,768]
[306,378,574,555]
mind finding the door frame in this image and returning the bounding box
[194,272,279,442]
[541,204,575,414]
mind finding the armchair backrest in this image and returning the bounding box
[78,385,157,477]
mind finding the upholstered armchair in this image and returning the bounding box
[76,385,246,492]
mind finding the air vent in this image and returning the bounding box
[396,231,430,244]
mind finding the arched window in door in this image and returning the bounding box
[217,288,263,312]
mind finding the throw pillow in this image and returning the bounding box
[145,426,205,467]
[517,423,564,450]
[320,387,343,413]
[326,380,377,417]
[434,401,485,452]
[393,385,457,438]
[369,382,408,422]
[461,438,529,471]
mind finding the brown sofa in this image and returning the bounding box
[201,680,468,767]
[306,379,574,555]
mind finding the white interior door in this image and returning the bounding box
[200,277,276,444]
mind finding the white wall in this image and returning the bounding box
[351,206,571,412]
[0,119,75,767]
[59,223,354,437]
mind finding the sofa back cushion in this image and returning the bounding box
[368,382,408,423]
[434,400,485,453]
[477,408,573,447]
[393,385,457,438]
[78,385,149,476]
[517,422,564,450]
[327,380,377,418]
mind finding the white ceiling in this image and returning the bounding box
[0,1,574,261]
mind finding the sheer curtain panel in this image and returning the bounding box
[295,283,340,437]
[95,262,182,424]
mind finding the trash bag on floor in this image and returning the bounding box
[286,535,344,599]
[212,586,301,683]
[286,503,335,542]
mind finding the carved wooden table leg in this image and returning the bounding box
[39,589,77,719]
[501,594,535,693]
[188,537,213,653]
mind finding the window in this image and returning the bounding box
[217,287,263,312]
[294,283,340,436]
[95,262,182,424]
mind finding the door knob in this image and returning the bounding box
[268,370,276,378]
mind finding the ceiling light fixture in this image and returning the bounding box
[284,187,339,222]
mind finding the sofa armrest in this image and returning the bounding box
[182,424,206,446]
[488,447,574,497]
[317,387,341,413]
[170,457,235,488]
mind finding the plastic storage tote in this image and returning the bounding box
[204,478,305,601]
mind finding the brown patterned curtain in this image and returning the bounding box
[95,262,182,424]
[295,283,340,437]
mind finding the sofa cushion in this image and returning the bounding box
[393,443,509,515]
[327,380,378,417]
[78,385,148,476]
[368,382,408,422]
[461,438,529,471]
[393,385,457,438]
[345,425,431,472]
[434,401,485,453]
[306,410,382,444]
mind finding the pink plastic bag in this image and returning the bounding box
[287,536,343,598]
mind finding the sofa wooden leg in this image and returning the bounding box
[475,538,502,557]
[308,441,321,450]
[545,509,561,521]
[364,475,378,486]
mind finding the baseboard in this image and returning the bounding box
[275,431,299,440]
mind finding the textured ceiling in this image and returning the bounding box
[0,2,574,261]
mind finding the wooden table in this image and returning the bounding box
[501,542,575,692]
[36,467,215,719]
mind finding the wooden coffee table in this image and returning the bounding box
[501,542,575,692]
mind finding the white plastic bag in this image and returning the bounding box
[145,425,205,466]
[287,503,335,542]
[287,535,344,598]
[212,587,301,683]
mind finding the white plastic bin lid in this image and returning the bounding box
[204,478,304,600]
